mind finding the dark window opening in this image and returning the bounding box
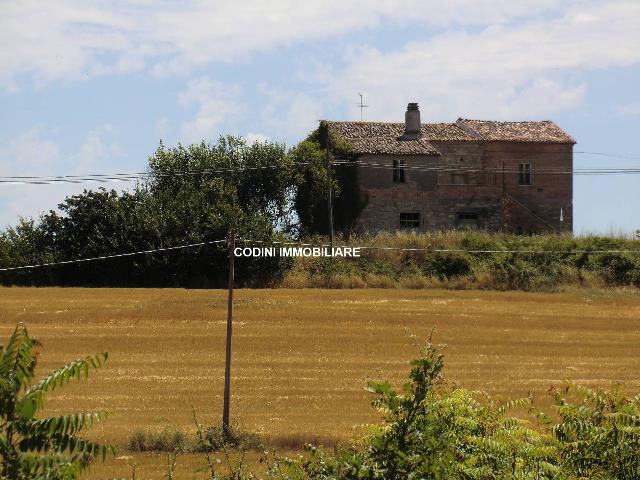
[393,159,405,183]
[457,213,478,229]
[516,226,523,235]
[400,212,420,228]
[518,163,532,185]
[451,173,469,185]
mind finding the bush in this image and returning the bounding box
[196,424,262,452]
[423,251,472,279]
[280,231,640,292]
[588,253,639,285]
[280,342,640,480]
[127,428,188,453]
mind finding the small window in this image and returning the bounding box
[458,213,478,229]
[451,173,469,185]
[400,212,420,228]
[518,163,531,185]
[393,159,405,183]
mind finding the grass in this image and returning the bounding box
[279,231,640,291]
[0,286,639,478]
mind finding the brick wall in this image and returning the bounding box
[353,142,572,234]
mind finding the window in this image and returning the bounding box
[393,159,405,183]
[457,213,478,229]
[400,212,420,228]
[518,163,532,185]
[451,173,469,185]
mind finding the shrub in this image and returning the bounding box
[399,273,430,289]
[281,341,640,480]
[326,274,366,289]
[588,253,638,285]
[423,251,472,279]
[280,231,640,292]
[551,383,640,479]
[126,428,188,453]
[195,424,262,453]
[364,274,397,289]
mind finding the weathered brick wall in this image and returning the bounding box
[354,141,573,234]
[484,142,573,233]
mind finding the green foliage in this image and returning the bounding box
[280,231,640,291]
[424,252,472,279]
[0,323,113,479]
[292,125,366,236]
[277,342,640,480]
[588,253,640,285]
[552,383,640,479]
[126,428,188,453]
[0,136,297,288]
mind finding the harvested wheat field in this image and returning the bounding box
[0,287,639,478]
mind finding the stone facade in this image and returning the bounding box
[322,105,574,234]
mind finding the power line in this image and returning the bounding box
[2,237,638,272]
[2,160,640,186]
[0,162,314,186]
[332,160,640,175]
[575,151,640,160]
[0,149,639,186]
[0,239,227,272]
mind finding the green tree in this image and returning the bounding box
[292,124,366,237]
[0,136,298,287]
[0,323,113,479]
[146,136,298,229]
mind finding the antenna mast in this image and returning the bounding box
[357,93,368,122]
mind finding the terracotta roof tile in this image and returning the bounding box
[343,137,441,155]
[456,119,575,143]
[322,118,575,156]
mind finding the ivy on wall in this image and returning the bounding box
[292,122,367,237]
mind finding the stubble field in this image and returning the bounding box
[0,287,639,478]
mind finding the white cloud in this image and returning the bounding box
[0,126,123,227]
[0,127,61,175]
[178,77,242,143]
[261,87,323,142]
[0,0,577,89]
[314,1,640,121]
[77,124,122,172]
[617,101,640,116]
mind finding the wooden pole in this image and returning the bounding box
[222,230,234,439]
[501,161,506,230]
[327,149,334,247]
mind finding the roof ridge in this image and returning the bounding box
[323,119,461,126]
[458,118,556,124]
[325,118,575,144]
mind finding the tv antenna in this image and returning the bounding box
[357,93,368,121]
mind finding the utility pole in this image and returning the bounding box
[326,148,334,247]
[501,161,506,230]
[222,230,235,440]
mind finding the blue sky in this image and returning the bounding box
[1,1,639,234]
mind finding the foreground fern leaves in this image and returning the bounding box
[0,323,114,480]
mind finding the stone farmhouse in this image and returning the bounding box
[320,103,575,234]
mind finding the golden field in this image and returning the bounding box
[0,287,639,479]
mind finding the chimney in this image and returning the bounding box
[401,102,421,140]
